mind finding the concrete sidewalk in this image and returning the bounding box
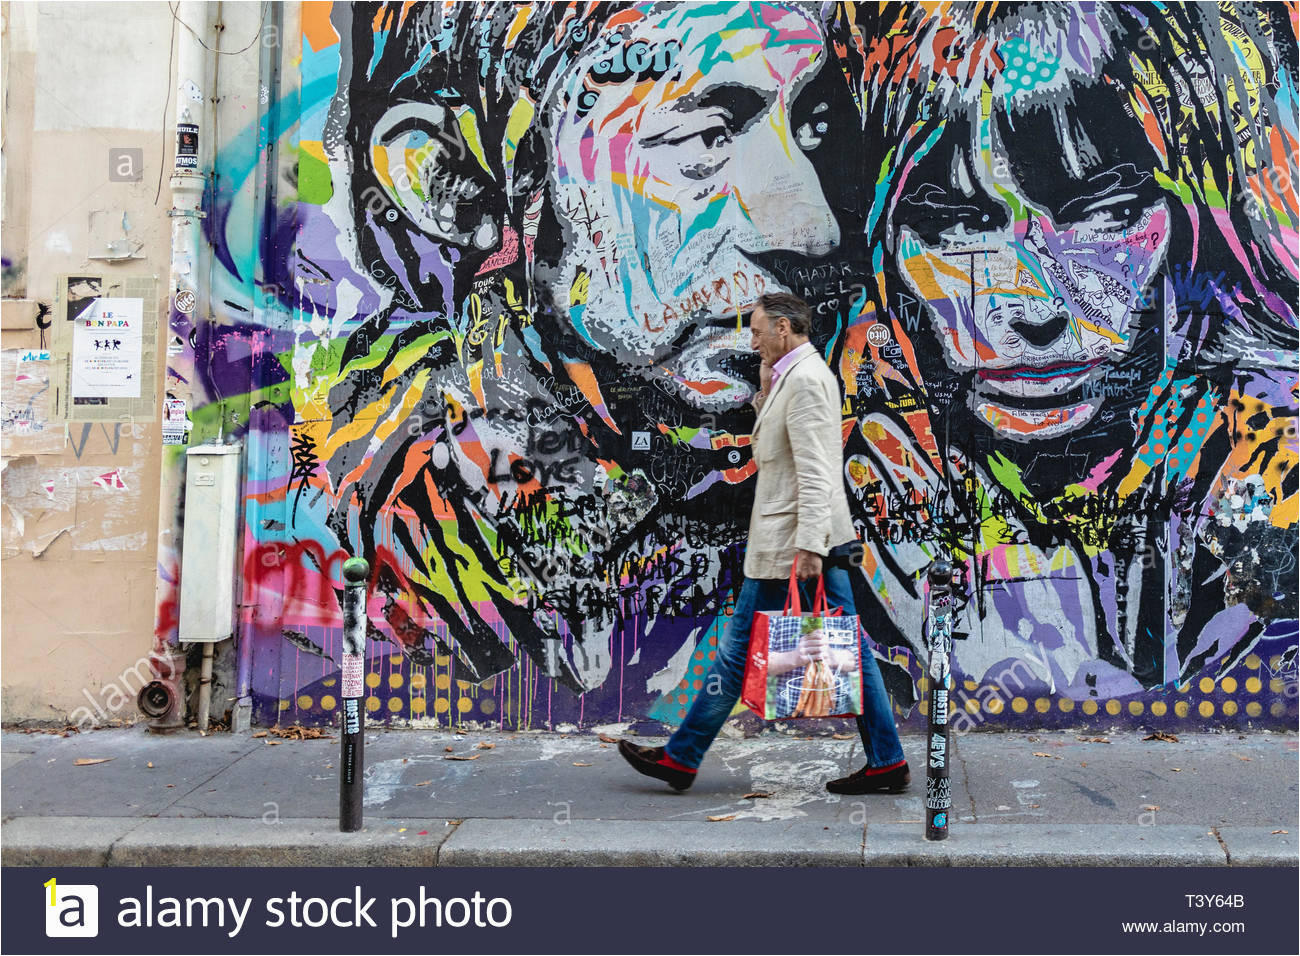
[2,725,1296,866]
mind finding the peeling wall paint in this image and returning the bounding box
[0,349,64,454]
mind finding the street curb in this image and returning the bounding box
[864,823,1230,866]
[1215,826,1300,866]
[4,817,1297,867]
[1,817,454,868]
[438,818,865,867]
[0,817,136,867]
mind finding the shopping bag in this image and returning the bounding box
[741,568,864,719]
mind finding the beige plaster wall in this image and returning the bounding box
[2,1,174,723]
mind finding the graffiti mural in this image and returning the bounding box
[840,1,1300,715]
[173,1,1297,730]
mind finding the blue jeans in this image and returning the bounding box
[665,543,906,770]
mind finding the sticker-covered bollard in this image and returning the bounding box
[339,557,369,832]
[924,558,957,842]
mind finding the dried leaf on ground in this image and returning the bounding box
[269,724,331,740]
[146,762,154,769]
[444,754,479,761]
[16,725,80,735]
[1031,752,1061,759]
[1170,767,1182,772]
[251,731,267,738]
[267,740,281,746]
[831,733,854,740]
[1234,755,1252,761]
[444,746,454,753]
[1144,731,1180,743]
[742,791,772,799]
[74,757,113,766]
[1272,829,1289,834]
[572,761,592,767]
[1076,735,1111,743]
[707,814,737,822]
[474,741,495,750]
[415,780,432,787]
[597,733,619,743]
[1143,805,1160,812]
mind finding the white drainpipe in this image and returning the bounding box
[149,0,216,732]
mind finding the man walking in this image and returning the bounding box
[618,292,910,794]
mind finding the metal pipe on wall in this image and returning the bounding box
[148,0,216,732]
[232,0,285,734]
[197,642,215,731]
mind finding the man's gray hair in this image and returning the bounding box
[756,292,812,337]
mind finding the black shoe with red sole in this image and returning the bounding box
[825,760,911,794]
[617,740,697,791]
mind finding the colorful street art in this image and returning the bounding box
[164,1,1299,730]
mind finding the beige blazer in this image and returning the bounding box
[744,346,856,579]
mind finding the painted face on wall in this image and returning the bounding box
[893,99,1171,441]
[543,3,839,411]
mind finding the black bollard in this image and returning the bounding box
[339,557,370,832]
[924,557,958,842]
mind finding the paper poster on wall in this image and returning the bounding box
[70,298,143,398]
[0,349,64,454]
[64,276,102,323]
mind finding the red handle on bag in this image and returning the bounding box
[785,565,829,616]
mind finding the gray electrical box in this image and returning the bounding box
[179,443,242,643]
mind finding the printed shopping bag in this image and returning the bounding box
[741,569,864,719]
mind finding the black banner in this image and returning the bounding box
[7,865,1296,955]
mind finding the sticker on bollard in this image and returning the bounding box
[341,654,364,698]
[340,557,370,833]
[923,558,959,842]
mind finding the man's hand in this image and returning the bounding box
[795,629,829,665]
[795,548,822,581]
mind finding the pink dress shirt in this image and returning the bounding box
[770,341,816,387]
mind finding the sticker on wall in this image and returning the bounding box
[865,323,891,347]
[173,290,196,314]
[162,398,190,445]
[175,123,199,170]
